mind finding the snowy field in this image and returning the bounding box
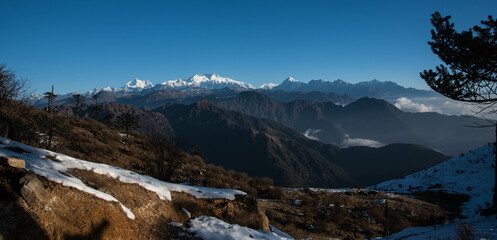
[370,144,497,239]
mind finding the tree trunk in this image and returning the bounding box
[48,128,53,150]
[384,199,390,236]
[493,124,497,209]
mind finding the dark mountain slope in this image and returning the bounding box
[156,100,448,187]
[55,103,175,139]
[155,100,353,187]
[335,98,422,144]
[338,144,449,186]
[215,92,493,155]
[261,90,355,104]
[273,78,437,99]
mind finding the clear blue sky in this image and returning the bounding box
[1,0,497,94]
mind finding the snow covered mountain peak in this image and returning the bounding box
[285,76,299,82]
[124,78,153,91]
[158,73,255,90]
[271,76,305,91]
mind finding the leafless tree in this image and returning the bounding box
[44,85,57,118]
[149,137,184,182]
[0,64,28,110]
[72,93,84,118]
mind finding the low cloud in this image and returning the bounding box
[392,97,488,118]
[394,97,436,113]
[303,128,322,141]
[340,134,384,148]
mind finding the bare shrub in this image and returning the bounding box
[455,222,475,240]
[266,186,284,200]
[0,64,29,110]
[148,137,184,182]
[266,209,287,224]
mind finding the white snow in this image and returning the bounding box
[124,78,154,91]
[285,77,298,82]
[158,73,255,90]
[182,207,192,219]
[0,137,245,219]
[260,83,278,90]
[86,78,152,95]
[293,200,302,206]
[187,216,293,240]
[370,143,497,239]
[169,222,183,227]
[272,77,305,91]
[86,86,120,95]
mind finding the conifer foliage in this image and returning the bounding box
[116,112,140,137]
[421,12,497,209]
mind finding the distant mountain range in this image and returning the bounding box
[155,73,254,90]
[29,73,436,105]
[153,100,449,187]
[271,77,437,99]
[214,91,493,156]
[39,73,493,156]
[54,100,449,187]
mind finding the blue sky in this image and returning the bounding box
[1,0,497,94]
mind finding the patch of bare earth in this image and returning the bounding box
[259,188,457,239]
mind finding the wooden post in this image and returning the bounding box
[384,199,390,236]
[50,85,54,118]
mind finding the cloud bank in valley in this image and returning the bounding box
[340,134,384,148]
[393,97,485,117]
[394,97,437,113]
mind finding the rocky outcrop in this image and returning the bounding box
[19,171,50,207]
[0,163,270,239]
[1,156,25,169]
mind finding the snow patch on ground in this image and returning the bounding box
[187,216,293,240]
[0,137,245,219]
[370,143,497,239]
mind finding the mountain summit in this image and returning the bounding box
[272,77,305,91]
[272,78,435,99]
[156,73,255,90]
[124,78,154,91]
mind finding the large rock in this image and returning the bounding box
[1,156,26,169]
[19,171,49,207]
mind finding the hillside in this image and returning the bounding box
[0,98,484,239]
[156,100,449,187]
[55,103,176,139]
[215,91,493,155]
[370,144,497,239]
[0,135,458,240]
[0,138,283,239]
[271,78,436,99]
[156,100,354,188]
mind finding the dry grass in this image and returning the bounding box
[259,189,456,239]
[0,102,277,199]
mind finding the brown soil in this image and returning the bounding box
[259,188,457,240]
